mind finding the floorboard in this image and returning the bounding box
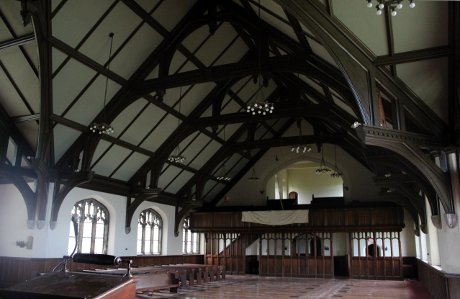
[136,275,433,298]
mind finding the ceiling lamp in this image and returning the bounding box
[291,145,312,154]
[90,32,115,135]
[330,145,342,178]
[366,0,415,16]
[168,87,186,164]
[316,147,331,175]
[290,119,311,154]
[246,0,274,116]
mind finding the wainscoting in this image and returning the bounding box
[0,255,203,288]
[417,259,460,299]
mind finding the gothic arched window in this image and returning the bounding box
[182,217,200,254]
[68,199,109,255]
[137,209,163,255]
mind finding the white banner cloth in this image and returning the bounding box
[241,210,308,225]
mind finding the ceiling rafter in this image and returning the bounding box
[0,33,35,51]
[0,8,38,76]
[55,1,208,170]
[208,118,295,207]
[51,0,120,79]
[374,46,450,66]
[129,79,239,187]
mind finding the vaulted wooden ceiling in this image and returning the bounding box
[1,0,458,231]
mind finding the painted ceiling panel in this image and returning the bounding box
[52,57,97,115]
[163,169,194,193]
[182,25,211,55]
[77,2,145,68]
[331,0,388,56]
[396,57,448,121]
[180,82,217,116]
[51,48,67,73]
[392,1,448,53]
[221,94,243,114]
[115,100,164,146]
[157,165,182,190]
[218,123,242,140]
[16,121,38,150]
[307,37,337,67]
[53,124,82,161]
[187,140,221,170]
[52,0,114,48]
[0,61,34,117]
[300,75,325,98]
[256,1,299,45]
[0,48,39,112]
[332,94,357,119]
[151,0,197,32]
[193,23,239,66]
[0,0,451,211]
[109,23,164,79]
[91,144,133,177]
[134,0,162,13]
[170,51,194,75]
[111,152,150,181]
[1,0,33,36]
[91,140,112,168]
[202,180,223,202]
[64,77,121,126]
[213,37,248,66]
[139,114,179,152]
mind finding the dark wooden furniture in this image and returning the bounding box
[84,267,179,294]
[0,271,136,299]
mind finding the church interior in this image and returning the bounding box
[0,0,459,298]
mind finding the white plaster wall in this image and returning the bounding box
[287,168,343,204]
[223,144,381,206]
[400,209,417,256]
[0,184,184,258]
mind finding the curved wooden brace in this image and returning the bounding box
[174,204,194,237]
[49,171,94,229]
[382,181,428,234]
[358,126,454,217]
[125,196,144,234]
[10,175,37,229]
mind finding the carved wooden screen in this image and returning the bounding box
[349,231,402,279]
[258,232,333,278]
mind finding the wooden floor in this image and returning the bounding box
[137,275,432,298]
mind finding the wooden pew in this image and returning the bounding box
[84,267,179,294]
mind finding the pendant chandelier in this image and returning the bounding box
[168,87,186,164]
[366,0,415,16]
[246,0,274,116]
[316,147,331,175]
[90,32,115,135]
[330,145,342,178]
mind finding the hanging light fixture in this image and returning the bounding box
[246,0,274,116]
[316,147,331,175]
[290,119,311,154]
[168,87,186,164]
[330,145,342,178]
[216,127,231,181]
[90,32,115,135]
[366,0,415,16]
